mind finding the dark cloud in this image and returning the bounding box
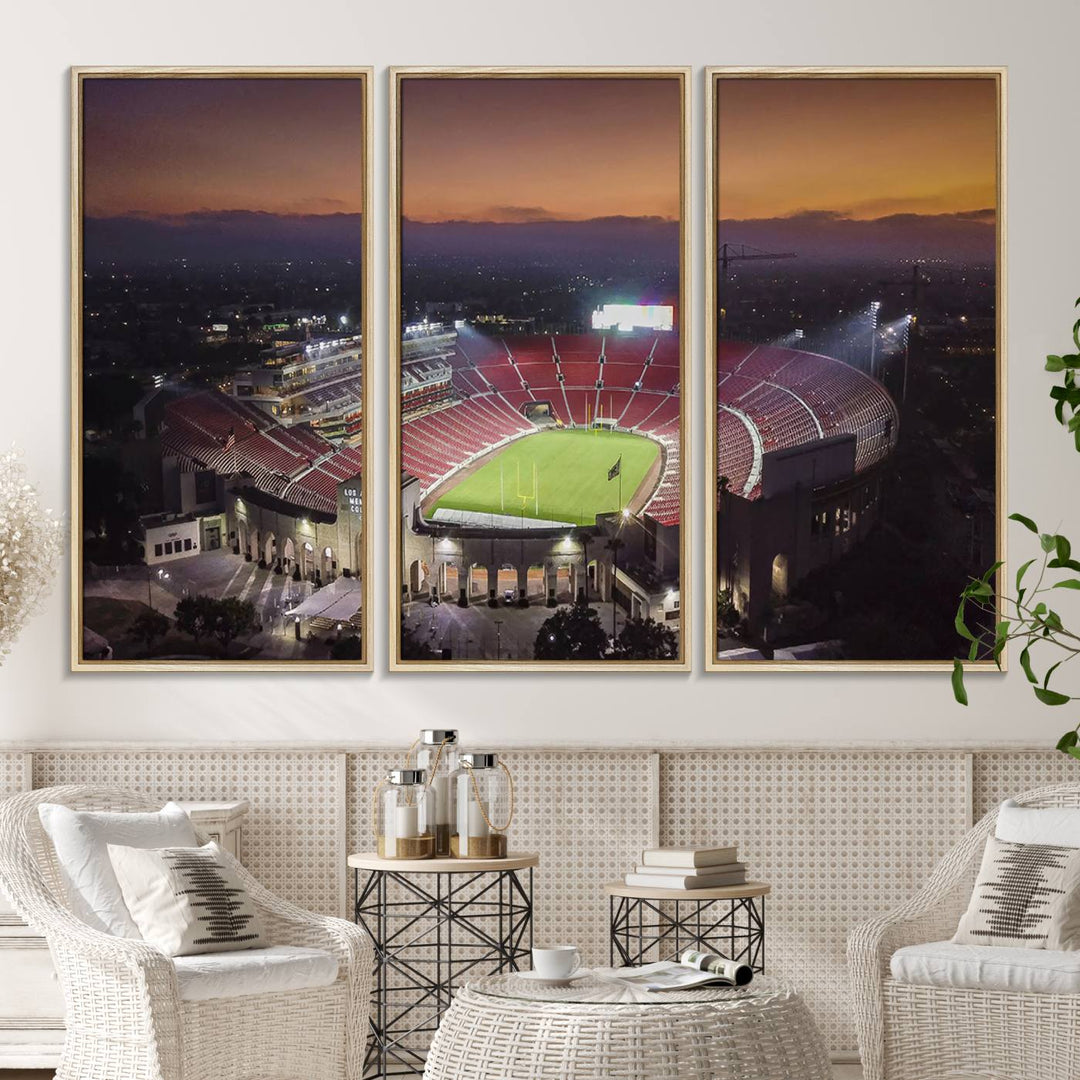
[84,210,363,265]
[402,215,678,263]
[719,209,996,265]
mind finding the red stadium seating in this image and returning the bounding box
[400,332,687,526]
[160,391,364,516]
[715,340,898,503]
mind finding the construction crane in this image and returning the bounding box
[719,242,797,281]
[718,243,798,339]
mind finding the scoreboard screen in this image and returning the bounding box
[591,304,674,332]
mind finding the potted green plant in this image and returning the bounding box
[953,298,1080,758]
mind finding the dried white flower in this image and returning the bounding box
[0,448,65,663]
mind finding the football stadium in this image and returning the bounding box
[127,349,366,637]
[399,311,682,649]
[715,339,900,643]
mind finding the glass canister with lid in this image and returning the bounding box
[452,752,514,859]
[414,729,461,857]
[376,769,436,859]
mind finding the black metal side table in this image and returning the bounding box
[605,880,770,971]
[350,851,538,1078]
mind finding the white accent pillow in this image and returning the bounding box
[108,841,266,957]
[996,798,1080,847]
[953,834,1080,950]
[38,801,197,937]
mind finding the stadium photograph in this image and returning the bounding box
[73,71,372,668]
[391,69,689,668]
[707,70,1003,667]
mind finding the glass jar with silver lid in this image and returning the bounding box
[414,729,462,857]
[376,769,435,859]
[452,752,514,859]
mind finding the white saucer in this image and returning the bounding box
[514,970,590,986]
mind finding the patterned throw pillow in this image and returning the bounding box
[107,841,266,957]
[953,835,1080,949]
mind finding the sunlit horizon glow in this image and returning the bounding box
[716,77,998,222]
[401,77,681,224]
[83,77,365,218]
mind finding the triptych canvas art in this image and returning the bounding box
[71,67,1003,672]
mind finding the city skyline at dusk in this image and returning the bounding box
[400,77,681,224]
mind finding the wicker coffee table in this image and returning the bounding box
[423,971,830,1079]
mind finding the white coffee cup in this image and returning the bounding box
[532,945,581,980]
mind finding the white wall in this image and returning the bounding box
[2,0,1078,747]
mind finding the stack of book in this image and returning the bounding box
[624,845,747,890]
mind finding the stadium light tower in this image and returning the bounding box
[868,300,883,377]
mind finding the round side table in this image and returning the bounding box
[423,972,831,1079]
[606,880,771,971]
[349,851,539,1079]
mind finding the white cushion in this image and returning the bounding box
[108,841,266,956]
[996,798,1080,847]
[892,940,1080,995]
[173,945,339,1002]
[38,802,197,937]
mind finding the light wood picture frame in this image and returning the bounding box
[704,67,1006,671]
[71,67,374,671]
[389,67,691,671]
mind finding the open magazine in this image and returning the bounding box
[595,949,753,992]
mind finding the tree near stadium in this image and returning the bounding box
[534,602,609,661]
[174,594,259,650]
[613,617,678,661]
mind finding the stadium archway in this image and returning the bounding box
[321,544,335,583]
[771,553,790,599]
[527,563,545,599]
[283,537,296,573]
[444,563,459,599]
[301,542,314,582]
[263,533,275,567]
[248,528,260,561]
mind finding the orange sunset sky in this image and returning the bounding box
[400,77,682,223]
[82,78,366,218]
[716,76,998,221]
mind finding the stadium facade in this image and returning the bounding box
[231,334,363,446]
[135,379,364,586]
[715,340,899,633]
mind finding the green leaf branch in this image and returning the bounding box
[952,299,1080,760]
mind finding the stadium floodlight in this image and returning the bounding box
[621,508,631,519]
[592,303,674,333]
[339,315,348,326]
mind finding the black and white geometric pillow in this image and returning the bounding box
[108,841,267,957]
[953,835,1080,950]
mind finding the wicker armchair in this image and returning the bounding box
[0,785,373,1080]
[849,782,1080,1080]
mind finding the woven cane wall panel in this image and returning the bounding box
[494,751,654,968]
[32,752,341,916]
[0,754,27,795]
[972,751,1080,819]
[659,751,968,1053]
[346,751,654,971]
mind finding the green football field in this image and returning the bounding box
[431,429,660,526]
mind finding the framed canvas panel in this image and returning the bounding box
[704,68,1006,671]
[390,68,691,671]
[72,68,374,670]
